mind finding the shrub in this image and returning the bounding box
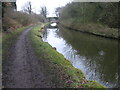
[2,7,43,31]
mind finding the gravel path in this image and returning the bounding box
[3,27,55,88]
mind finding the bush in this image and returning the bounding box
[60,2,119,28]
[2,7,44,31]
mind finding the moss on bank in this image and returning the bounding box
[60,20,118,39]
[30,24,106,88]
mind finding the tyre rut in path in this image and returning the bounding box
[3,27,55,88]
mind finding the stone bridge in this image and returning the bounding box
[47,17,59,23]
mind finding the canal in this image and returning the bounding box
[42,23,119,88]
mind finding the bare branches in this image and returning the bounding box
[55,7,62,17]
[40,6,47,18]
[23,1,32,14]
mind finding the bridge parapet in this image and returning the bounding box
[47,17,59,23]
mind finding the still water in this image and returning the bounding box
[42,24,119,88]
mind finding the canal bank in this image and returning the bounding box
[42,23,118,88]
[30,24,105,88]
[59,21,119,40]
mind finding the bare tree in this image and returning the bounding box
[40,6,47,18]
[55,7,61,17]
[23,1,32,14]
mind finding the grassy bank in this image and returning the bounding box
[30,24,105,88]
[60,20,118,39]
[2,25,33,60]
[59,2,118,39]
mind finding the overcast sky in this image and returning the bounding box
[16,0,72,17]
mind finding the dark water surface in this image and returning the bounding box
[42,24,119,88]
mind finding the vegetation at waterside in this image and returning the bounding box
[59,2,119,39]
[29,25,105,88]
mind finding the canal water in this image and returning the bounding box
[42,24,119,88]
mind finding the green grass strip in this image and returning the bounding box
[30,24,106,88]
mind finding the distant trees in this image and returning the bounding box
[2,2,44,32]
[40,6,47,18]
[23,1,32,14]
[39,6,48,22]
[60,2,119,28]
[55,7,62,17]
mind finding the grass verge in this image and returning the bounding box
[30,24,106,88]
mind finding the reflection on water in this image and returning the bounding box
[50,23,57,27]
[42,25,119,88]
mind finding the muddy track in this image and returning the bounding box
[3,27,55,88]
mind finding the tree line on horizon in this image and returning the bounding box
[59,2,119,28]
[2,1,48,32]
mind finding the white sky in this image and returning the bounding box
[16,0,72,17]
